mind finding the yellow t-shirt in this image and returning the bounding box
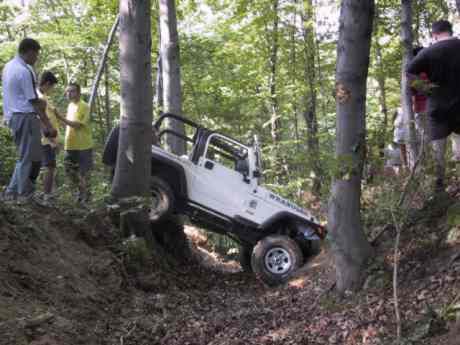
[64,100,93,150]
[38,91,60,146]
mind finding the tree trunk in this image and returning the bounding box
[104,65,112,134]
[289,0,300,153]
[159,0,185,155]
[302,0,322,195]
[89,14,120,117]
[375,40,389,158]
[154,13,164,116]
[400,0,418,167]
[112,0,153,198]
[268,0,280,145]
[154,54,163,115]
[267,0,286,182]
[328,0,375,293]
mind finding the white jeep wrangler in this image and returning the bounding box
[103,113,326,285]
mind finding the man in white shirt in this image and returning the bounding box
[1,38,56,202]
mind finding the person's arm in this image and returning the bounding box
[21,70,56,136]
[406,49,438,94]
[53,108,83,129]
[29,98,57,137]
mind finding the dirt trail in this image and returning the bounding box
[0,200,459,345]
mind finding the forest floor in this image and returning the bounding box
[0,185,460,345]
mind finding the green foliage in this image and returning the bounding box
[0,126,16,186]
[122,236,151,273]
[0,0,456,207]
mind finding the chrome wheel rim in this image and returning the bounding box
[264,247,292,274]
[150,186,167,219]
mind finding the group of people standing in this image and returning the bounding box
[385,19,460,193]
[1,38,94,205]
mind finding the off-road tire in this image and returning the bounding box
[239,244,253,273]
[150,176,175,222]
[251,235,303,286]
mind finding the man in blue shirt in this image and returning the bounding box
[1,38,56,202]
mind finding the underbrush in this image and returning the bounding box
[0,126,16,185]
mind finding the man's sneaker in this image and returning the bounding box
[0,191,17,203]
[42,193,56,207]
[17,192,50,207]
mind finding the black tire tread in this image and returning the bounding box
[251,235,303,286]
[150,176,175,222]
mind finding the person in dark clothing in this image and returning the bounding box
[407,19,460,191]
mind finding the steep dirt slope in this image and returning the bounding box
[0,196,459,345]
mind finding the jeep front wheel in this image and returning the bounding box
[150,176,174,222]
[251,235,303,286]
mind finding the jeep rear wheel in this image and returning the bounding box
[251,235,303,286]
[239,244,253,273]
[150,177,174,222]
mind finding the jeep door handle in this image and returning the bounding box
[204,161,214,170]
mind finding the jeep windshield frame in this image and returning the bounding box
[154,113,250,166]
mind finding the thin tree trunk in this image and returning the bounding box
[159,0,185,155]
[104,65,112,134]
[400,0,418,168]
[328,0,375,293]
[96,95,106,142]
[289,0,300,153]
[267,0,286,182]
[89,14,120,117]
[269,0,280,145]
[154,8,164,116]
[112,0,153,198]
[154,54,163,114]
[302,0,322,195]
[375,41,389,158]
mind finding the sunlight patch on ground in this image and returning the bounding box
[288,277,306,288]
[260,326,291,342]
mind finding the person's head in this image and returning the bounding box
[39,71,58,94]
[66,82,81,102]
[431,20,453,42]
[18,38,41,66]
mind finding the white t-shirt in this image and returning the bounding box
[393,108,408,144]
[2,56,38,122]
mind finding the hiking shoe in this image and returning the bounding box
[0,191,17,203]
[17,192,51,207]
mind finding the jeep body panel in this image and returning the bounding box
[103,113,325,247]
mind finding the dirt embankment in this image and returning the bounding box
[0,196,459,345]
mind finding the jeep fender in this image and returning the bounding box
[151,154,188,201]
[259,212,325,240]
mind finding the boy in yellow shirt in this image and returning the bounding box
[33,71,60,203]
[55,83,93,203]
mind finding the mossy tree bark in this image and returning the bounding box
[400,0,419,167]
[159,0,186,155]
[112,0,153,198]
[328,0,375,293]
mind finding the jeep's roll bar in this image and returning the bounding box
[154,113,201,146]
[154,112,201,131]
